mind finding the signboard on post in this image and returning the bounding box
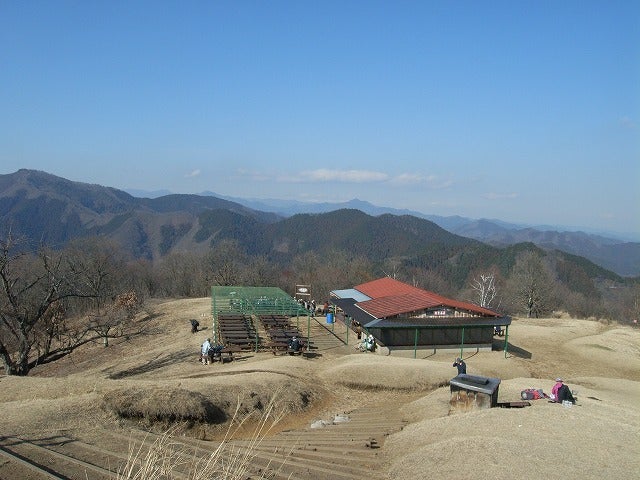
[295,284,311,299]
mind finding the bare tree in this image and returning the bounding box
[88,291,142,347]
[205,240,247,287]
[159,252,204,296]
[289,251,322,299]
[471,273,498,308]
[408,267,454,297]
[506,251,554,318]
[0,237,94,375]
[0,235,142,376]
[244,254,279,287]
[382,258,402,280]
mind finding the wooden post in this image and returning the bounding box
[504,325,509,358]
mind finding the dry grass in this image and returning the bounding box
[103,386,226,425]
[1,298,639,480]
[117,397,289,480]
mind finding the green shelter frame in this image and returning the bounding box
[210,286,311,346]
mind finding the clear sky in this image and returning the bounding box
[1,1,639,237]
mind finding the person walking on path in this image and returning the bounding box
[453,357,467,374]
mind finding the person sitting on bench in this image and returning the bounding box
[365,334,376,352]
[288,336,302,355]
[208,343,225,362]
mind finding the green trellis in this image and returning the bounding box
[210,286,310,344]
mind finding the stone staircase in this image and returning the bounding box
[87,393,408,480]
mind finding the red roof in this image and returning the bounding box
[353,277,499,318]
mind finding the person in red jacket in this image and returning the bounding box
[551,378,564,401]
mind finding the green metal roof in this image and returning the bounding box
[211,286,309,317]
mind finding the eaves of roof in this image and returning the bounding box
[363,316,512,329]
[332,298,377,325]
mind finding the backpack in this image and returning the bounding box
[521,388,542,400]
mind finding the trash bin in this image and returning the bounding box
[326,313,334,324]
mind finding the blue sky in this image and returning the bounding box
[1,1,639,237]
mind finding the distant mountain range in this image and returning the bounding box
[1,169,638,278]
[191,192,638,242]
[208,194,640,277]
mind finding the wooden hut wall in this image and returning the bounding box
[371,326,494,347]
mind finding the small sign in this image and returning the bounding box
[295,284,311,296]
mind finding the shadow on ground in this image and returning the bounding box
[107,349,195,379]
[503,342,533,359]
[492,339,533,359]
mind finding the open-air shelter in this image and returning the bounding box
[331,277,511,357]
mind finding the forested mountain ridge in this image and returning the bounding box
[0,169,279,256]
[0,169,629,286]
[452,220,640,277]
[0,170,476,261]
[262,210,474,258]
[218,195,640,277]
[0,169,636,323]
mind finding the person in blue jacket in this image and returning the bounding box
[201,338,212,364]
[453,357,467,374]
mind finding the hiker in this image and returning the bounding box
[288,336,302,355]
[190,319,199,333]
[201,338,212,364]
[208,343,224,362]
[365,334,376,352]
[322,301,330,315]
[353,320,362,340]
[551,378,563,401]
[557,382,576,404]
[551,378,576,404]
[453,357,467,375]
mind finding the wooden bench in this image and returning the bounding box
[220,329,257,337]
[207,345,245,363]
[266,341,290,355]
[221,337,258,350]
[266,340,309,356]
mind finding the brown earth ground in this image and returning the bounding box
[1,297,639,479]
